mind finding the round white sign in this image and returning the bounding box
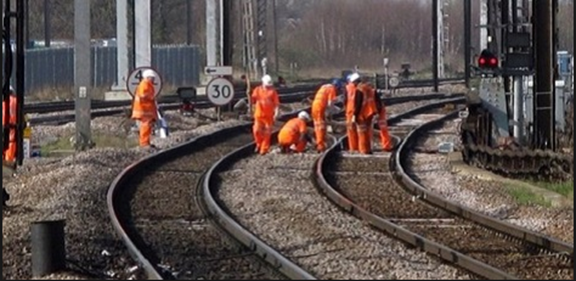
[126,66,163,97]
[388,76,400,88]
[207,77,235,106]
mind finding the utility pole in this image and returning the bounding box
[206,0,217,69]
[73,0,92,151]
[222,0,232,67]
[256,0,267,77]
[437,0,445,79]
[532,0,555,150]
[432,0,439,92]
[44,0,51,47]
[186,0,191,45]
[113,0,129,92]
[134,0,152,68]
[464,0,471,87]
[272,0,279,76]
[480,0,488,50]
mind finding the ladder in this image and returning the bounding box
[242,0,259,79]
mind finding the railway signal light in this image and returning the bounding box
[478,49,499,69]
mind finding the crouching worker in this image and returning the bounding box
[278,111,312,153]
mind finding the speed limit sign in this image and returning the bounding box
[126,66,163,97]
[207,77,235,106]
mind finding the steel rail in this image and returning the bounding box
[25,83,321,114]
[107,104,316,279]
[28,90,316,125]
[201,126,317,280]
[106,92,454,279]
[313,99,522,279]
[29,92,465,126]
[393,108,574,256]
[24,78,463,114]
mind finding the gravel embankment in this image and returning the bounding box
[3,101,309,280]
[215,150,473,279]
[405,118,574,244]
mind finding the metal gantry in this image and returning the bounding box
[242,0,258,79]
[255,0,267,76]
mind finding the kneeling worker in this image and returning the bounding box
[278,111,312,153]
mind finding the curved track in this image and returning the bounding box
[107,106,310,279]
[107,93,462,279]
[315,99,573,279]
[201,96,478,279]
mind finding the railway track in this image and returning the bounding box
[107,106,310,279]
[202,97,478,279]
[25,77,462,119]
[107,94,462,279]
[315,99,574,279]
[28,84,322,126]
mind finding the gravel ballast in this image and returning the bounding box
[405,118,574,244]
[215,150,473,279]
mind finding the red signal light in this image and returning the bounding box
[478,57,486,66]
[489,57,498,66]
[478,49,498,69]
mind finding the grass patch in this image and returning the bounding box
[531,180,574,199]
[41,133,138,157]
[505,184,552,207]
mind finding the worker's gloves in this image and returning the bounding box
[351,115,357,124]
[273,109,279,120]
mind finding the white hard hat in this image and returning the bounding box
[142,69,156,79]
[298,111,310,121]
[262,74,273,86]
[348,72,361,83]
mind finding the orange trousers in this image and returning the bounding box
[3,129,16,162]
[357,116,373,154]
[346,116,358,152]
[278,137,307,153]
[253,117,274,154]
[312,107,327,151]
[139,119,154,147]
[378,114,393,151]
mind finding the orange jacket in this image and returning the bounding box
[131,78,157,120]
[251,85,280,120]
[2,95,17,126]
[278,117,307,144]
[312,84,337,111]
[358,82,377,119]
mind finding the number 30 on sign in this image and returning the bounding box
[207,77,235,106]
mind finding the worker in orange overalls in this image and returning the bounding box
[251,74,280,155]
[344,73,362,152]
[278,111,312,153]
[356,81,378,154]
[2,86,18,163]
[131,70,158,148]
[311,78,342,152]
[374,91,393,151]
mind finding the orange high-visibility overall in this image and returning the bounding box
[131,78,157,147]
[278,117,308,153]
[311,84,337,151]
[345,82,358,152]
[357,83,377,154]
[376,96,393,151]
[2,95,17,162]
[251,85,280,155]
